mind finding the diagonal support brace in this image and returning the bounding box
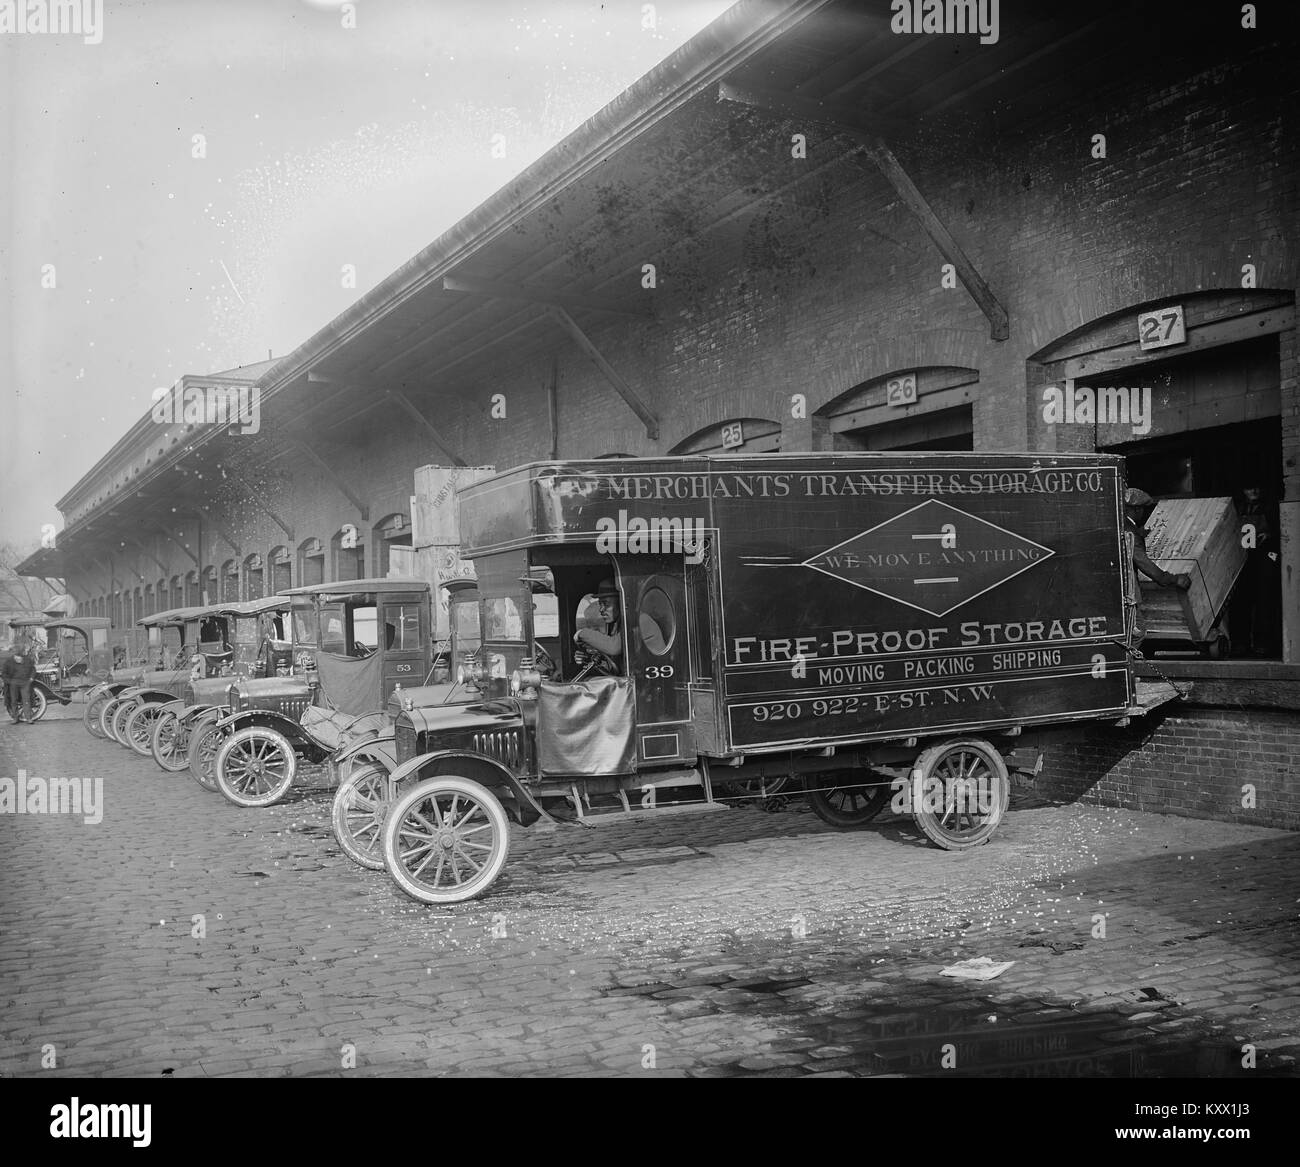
[548,306,659,440]
[718,81,1009,342]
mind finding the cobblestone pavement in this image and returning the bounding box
[1,705,1297,1078]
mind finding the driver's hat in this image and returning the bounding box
[1124,487,1154,508]
[595,578,619,600]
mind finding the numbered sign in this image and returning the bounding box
[1137,305,1185,351]
[721,421,744,449]
[886,374,918,407]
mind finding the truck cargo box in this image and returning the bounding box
[459,453,1134,756]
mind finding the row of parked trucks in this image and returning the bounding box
[47,452,1169,904]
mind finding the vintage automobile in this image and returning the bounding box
[192,579,436,808]
[146,595,294,770]
[369,453,1165,904]
[92,605,237,746]
[330,574,558,869]
[5,615,114,722]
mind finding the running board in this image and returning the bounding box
[570,801,731,825]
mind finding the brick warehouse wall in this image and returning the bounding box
[1030,708,1300,831]
[74,26,1299,609]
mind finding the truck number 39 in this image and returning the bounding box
[644,664,674,679]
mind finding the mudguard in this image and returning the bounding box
[336,734,397,772]
[32,680,71,707]
[387,749,542,826]
[132,688,179,705]
[88,681,131,702]
[215,708,312,743]
[179,703,225,725]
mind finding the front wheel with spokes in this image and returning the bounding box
[85,690,113,737]
[151,709,190,772]
[381,776,510,904]
[186,712,225,791]
[332,763,393,870]
[215,727,297,808]
[125,702,166,756]
[110,700,138,746]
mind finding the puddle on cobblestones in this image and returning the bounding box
[601,943,1297,1079]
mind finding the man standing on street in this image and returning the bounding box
[2,642,37,724]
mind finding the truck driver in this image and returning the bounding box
[574,578,623,674]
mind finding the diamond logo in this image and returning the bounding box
[802,500,1054,617]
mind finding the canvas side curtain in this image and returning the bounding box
[314,651,384,717]
[536,676,636,778]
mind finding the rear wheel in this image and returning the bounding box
[151,710,190,772]
[215,727,297,808]
[110,700,138,745]
[910,738,1009,851]
[85,690,112,737]
[125,702,166,756]
[28,687,49,722]
[805,771,892,827]
[186,712,225,791]
[332,763,392,870]
[382,776,510,904]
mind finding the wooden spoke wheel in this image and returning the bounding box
[381,776,510,904]
[332,763,393,871]
[215,726,297,808]
[27,687,48,722]
[151,710,190,772]
[125,702,166,756]
[109,700,138,746]
[805,772,892,827]
[186,712,226,791]
[85,690,112,737]
[910,738,1009,851]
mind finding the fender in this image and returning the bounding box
[388,749,544,827]
[132,687,179,705]
[179,703,226,725]
[31,680,71,707]
[155,699,186,718]
[88,681,131,702]
[336,733,396,770]
[214,709,328,763]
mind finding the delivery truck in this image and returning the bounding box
[367,452,1154,904]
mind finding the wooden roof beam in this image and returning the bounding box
[388,391,466,467]
[718,81,1009,342]
[548,306,659,440]
[296,440,370,523]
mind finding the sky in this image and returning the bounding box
[0,0,735,554]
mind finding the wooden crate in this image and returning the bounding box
[1139,497,1246,641]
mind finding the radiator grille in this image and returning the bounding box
[471,729,524,771]
[395,721,417,764]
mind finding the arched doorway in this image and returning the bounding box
[670,418,782,456]
[220,560,239,603]
[244,553,264,601]
[816,367,977,451]
[372,513,413,578]
[201,566,217,605]
[269,546,292,594]
[332,525,364,582]
[298,537,324,587]
[185,570,200,607]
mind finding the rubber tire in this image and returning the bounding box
[85,690,112,737]
[28,687,48,723]
[332,763,393,871]
[151,709,190,772]
[805,773,892,827]
[186,711,225,791]
[382,776,510,904]
[110,700,138,746]
[125,702,166,756]
[215,726,297,808]
[910,738,1009,851]
[98,696,124,741]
